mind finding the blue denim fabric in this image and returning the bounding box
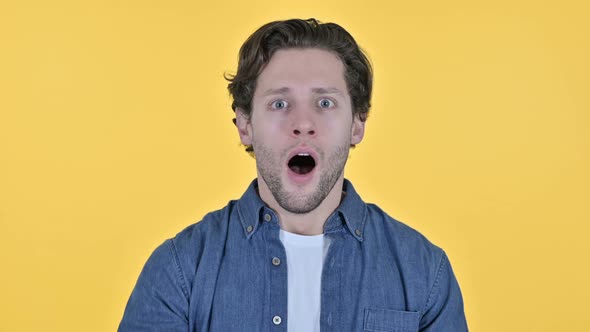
[119,179,468,331]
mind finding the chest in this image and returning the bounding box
[199,225,424,331]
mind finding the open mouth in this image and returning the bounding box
[288,153,316,175]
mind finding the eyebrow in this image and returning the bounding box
[311,87,344,96]
[261,87,345,96]
[261,87,291,96]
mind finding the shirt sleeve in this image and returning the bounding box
[419,252,469,331]
[118,239,189,332]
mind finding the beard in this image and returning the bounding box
[253,140,350,214]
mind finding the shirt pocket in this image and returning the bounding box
[363,307,420,332]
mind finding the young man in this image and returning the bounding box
[119,19,468,331]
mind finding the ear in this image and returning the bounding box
[235,108,253,146]
[350,115,365,145]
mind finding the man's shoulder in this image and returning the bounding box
[172,200,237,246]
[364,202,444,259]
[362,203,450,294]
[160,200,237,269]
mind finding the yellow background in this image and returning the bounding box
[1,0,588,331]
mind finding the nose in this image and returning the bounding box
[291,108,316,137]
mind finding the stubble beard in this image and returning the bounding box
[254,141,350,214]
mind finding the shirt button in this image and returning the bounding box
[355,229,362,236]
[264,214,272,222]
[272,315,282,325]
[246,225,253,233]
[272,257,281,266]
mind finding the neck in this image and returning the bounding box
[257,176,345,236]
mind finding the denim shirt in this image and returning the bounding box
[119,179,468,331]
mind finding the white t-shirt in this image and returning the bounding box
[279,229,331,332]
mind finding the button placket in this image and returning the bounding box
[321,233,341,330]
[265,215,287,330]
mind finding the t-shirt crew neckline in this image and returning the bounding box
[279,229,324,247]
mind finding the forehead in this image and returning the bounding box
[255,48,347,94]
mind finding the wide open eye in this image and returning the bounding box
[318,98,335,109]
[288,154,316,174]
[271,100,289,110]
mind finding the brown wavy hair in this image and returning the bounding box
[226,18,373,125]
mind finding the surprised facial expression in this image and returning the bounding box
[236,48,365,214]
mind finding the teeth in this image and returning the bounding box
[297,153,310,156]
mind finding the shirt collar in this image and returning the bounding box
[331,178,367,242]
[236,179,267,239]
[236,178,367,242]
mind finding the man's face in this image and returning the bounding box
[236,48,365,214]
